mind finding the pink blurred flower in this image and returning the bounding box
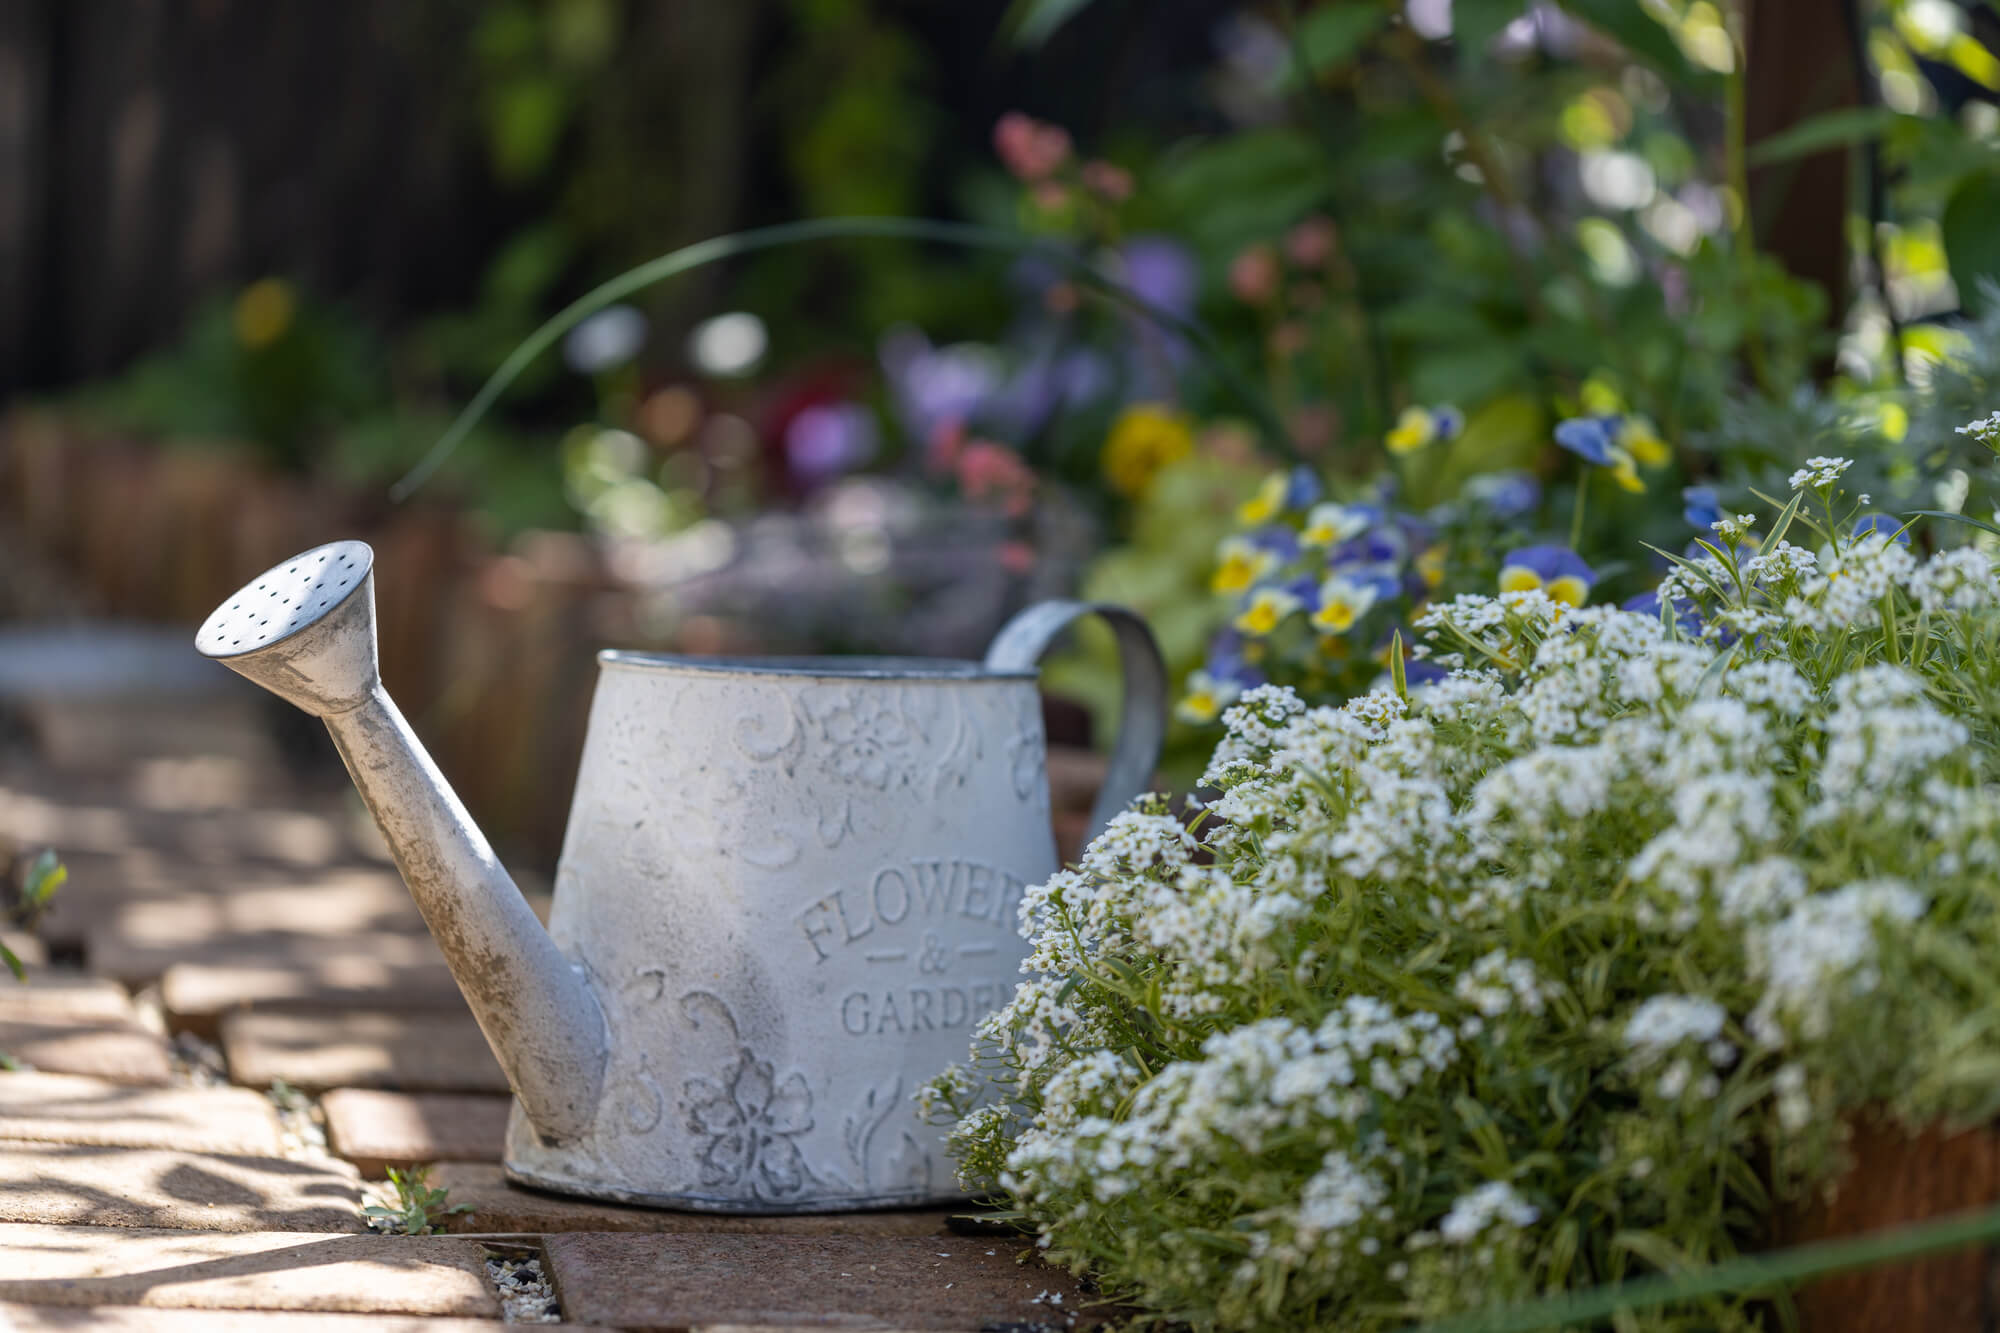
[1030,180,1072,212]
[1288,403,1340,455]
[1284,216,1338,267]
[993,112,1072,182]
[1270,321,1309,357]
[957,440,1037,517]
[926,418,967,478]
[1228,244,1280,305]
[998,540,1036,574]
[1081,160,1134,201]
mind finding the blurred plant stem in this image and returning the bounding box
[392,217,1296,500]
[1725,0,1774,394]
[1279,0,1393,433]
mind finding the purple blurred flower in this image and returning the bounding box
[1115,237,1200,318]
[785,402,879,484]
[879,327,1003,442]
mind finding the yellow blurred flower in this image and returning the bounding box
[1607,448,1646,493]
[1102,404,1194,497]
[1211,536,1277,594]
[1579,375,1625,416]
[1385,405,1438,455]
[1616,416,1671,468]
[1416,544,1448,589]
[234,278,296,350]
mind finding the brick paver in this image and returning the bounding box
[427,1163,959,1237]
[0,1072,282,1154]
[318,1090,511,1179]
[220,1013,507,1094]
[0,1225,497,1315]
[162,958,468,1037]
[0,975,171,1083]
[0,1306,572,1331]
[541,1232,1109,1330]
[0,1145,364,1231]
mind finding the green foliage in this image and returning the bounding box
[1,851,66,983]
[364,1166,475,1235]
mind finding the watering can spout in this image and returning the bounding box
[196,541,607,1145]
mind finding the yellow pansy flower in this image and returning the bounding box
[1237,471,1290,524]
[1174,670,1242,725]
[1309,576,1378,635]
[1212,537,1277,594]
[1234,587,1302,637]
[1301,502,1369,548]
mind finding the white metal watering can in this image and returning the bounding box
[196,540,1165,1212]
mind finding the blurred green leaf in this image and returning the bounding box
[488,75,568,185]
[1003,0,1096,47]
[1943,170,2000,315]
[1554,0,1708,83]
[1747,106,1903,167]
[1284,3,1390,82]
[0,941,20,983]
[22,852,64,910]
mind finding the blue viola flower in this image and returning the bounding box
[1682,485,1721,531]
[1851,513,1911,546]
[1328,525,1406,570]
[1554,415,1619,466]
[1499,544,1595,607]
[1286,466,1324,511]
[1463,471,1542,520]
[1402,657,1449,686]
[1622,589,1703,636]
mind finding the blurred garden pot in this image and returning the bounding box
[198,540,1165,1212]
[1783,1116,2000,1329]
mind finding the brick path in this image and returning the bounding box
[0,693,1107,1330]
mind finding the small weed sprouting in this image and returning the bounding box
[1,849,65,982]
[364,1165,475,1235]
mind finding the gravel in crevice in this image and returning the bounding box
[266,1077,331,1161]
[485,1248,561,1323]
[167,1029,228,1087]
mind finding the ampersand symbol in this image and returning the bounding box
[917,931,950,975]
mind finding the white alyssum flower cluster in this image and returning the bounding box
[932,481,2000,1332]
[1788,455,1853,489]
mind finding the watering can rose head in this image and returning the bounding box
[198,540,1166,1212]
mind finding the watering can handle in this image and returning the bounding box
[983,600,1168,849]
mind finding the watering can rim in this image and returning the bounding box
[597,648,1040,682]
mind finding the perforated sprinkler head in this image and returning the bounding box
[195,540,380,716]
